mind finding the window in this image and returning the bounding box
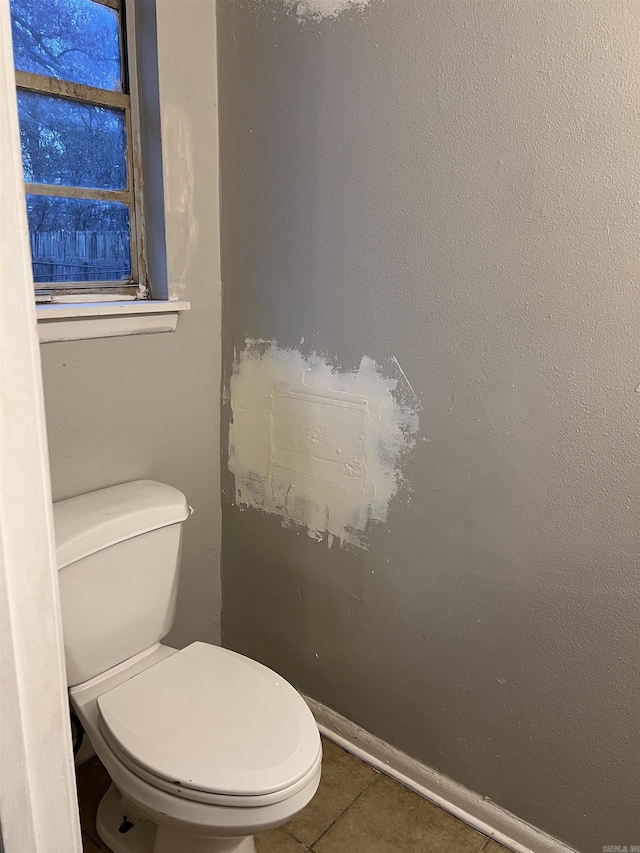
[10,0,146,301]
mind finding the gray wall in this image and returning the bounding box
[42,0,222,649]
[217,2,640,851]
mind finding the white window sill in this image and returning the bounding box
[36,300,191,343]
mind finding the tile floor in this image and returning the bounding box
[77,738,510,853]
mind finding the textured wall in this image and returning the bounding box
[41,0,222,648]
[218,2,640,851]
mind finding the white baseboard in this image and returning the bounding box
[304,696,578,853]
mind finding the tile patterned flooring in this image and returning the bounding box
[78,738,510,853]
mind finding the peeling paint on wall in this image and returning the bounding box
[284,0,374,22]
[228,339,419,549]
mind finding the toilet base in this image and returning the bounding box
[97,784,257,853]
[97,785,156,853]
[155,825,257,853]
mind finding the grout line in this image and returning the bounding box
[277,828,312,851]
[281,827,308,845]
[281,826,310,847]
[307,774,381,850]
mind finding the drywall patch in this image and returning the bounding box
[228,339,419,549]
[283,0,373,22]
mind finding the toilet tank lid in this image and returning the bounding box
[53,480,189,569]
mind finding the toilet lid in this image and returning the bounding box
[97,642,320,797]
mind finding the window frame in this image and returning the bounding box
[13,0,148,301]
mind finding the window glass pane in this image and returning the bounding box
[26,196,131,282]
[10,0,122,92]
[19,92,126,190]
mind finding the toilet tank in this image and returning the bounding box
[53,480,190,687]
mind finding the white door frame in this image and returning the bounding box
[0,0,82,849]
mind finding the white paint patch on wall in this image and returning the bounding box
[283,0,373,22]
[160,102,197,298]
[228,339,419,549]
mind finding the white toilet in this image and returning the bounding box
[54,480,321,853]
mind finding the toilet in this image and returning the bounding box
[54,480,321,853]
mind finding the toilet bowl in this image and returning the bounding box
[55,482,321,853]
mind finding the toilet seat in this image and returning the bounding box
[97,642,321,806]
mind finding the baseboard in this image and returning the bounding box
[304,696,578,853]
